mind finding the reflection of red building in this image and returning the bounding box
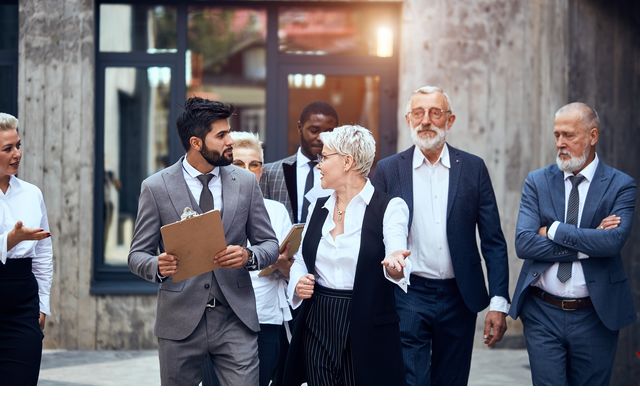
[279,10,359,54]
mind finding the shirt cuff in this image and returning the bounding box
[578,252,589,259]
[0,233,7,264]
[547,221,560,240]
[489,296,510,313]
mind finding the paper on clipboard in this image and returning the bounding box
[160,209,226,282]
[258,223,305,277]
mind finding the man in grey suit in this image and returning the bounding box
[510,102,637,385]
[129,97,279,385]
[260,101,338,223]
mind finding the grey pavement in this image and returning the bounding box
[38,348,531,386]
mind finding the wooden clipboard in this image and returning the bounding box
[258,223,304,277]
[160,210,227,282]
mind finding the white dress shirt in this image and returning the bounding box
[409,144,509,313]
[534,154,599,298]
[296,147,321,223]
[0,175,53,315]
[288,180,410,309]
[182,157,222,212]
[249,199,293,325]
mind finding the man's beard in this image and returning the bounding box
[201,144,233,167]
[410,124,447,151]
[556,146,589,173]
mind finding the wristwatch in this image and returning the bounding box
[245,248,259,271]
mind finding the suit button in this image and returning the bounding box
[204,284,210,289]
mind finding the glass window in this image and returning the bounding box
[187,7,267,137]
[287,74,380,156]
[99,4,177,53]
[0,4,18,51]
[103,67,171,267]
[0,66,16,115]
[278,7,395,57]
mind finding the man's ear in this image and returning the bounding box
[297,120,303,134]
[446,114,456,130]
[189,136,202,151]
[589,127,599,146]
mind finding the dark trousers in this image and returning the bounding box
[304,285,355,386]
[0,258,43,386]
[202,323,285,386]
[521,292,618,385]
[395,276,476,386]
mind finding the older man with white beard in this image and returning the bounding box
[372,85,510,385]
[509,102,637,385]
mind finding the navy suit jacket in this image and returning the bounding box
[510,161,637,331]
[372,145,510,312]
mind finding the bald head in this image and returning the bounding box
[555,102,600,132]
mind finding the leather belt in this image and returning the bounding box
[529,286,592,311]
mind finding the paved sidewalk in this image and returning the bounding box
[39,348,531,386]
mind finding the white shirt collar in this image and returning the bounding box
[182,156,219,179]
[1,175,20,196]
[323,179,374,212]
[296,147,314,168]
[563,153,599,183]
[412,143,450,169]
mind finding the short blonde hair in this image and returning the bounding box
[0,113,18,131]
[319,125,376,177]
[230,131,263,161]
[405,85,453,114]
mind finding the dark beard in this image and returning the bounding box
[200,145,233,167]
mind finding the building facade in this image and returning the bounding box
[6,0,639,384]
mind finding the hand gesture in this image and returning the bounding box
[483,311,507,347]
[271,243,293,279]
[7,221,51,251]
[381,249,411,280]
[295,273,315,299]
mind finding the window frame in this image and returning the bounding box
[92,0,399,294]
[0,1,19,117]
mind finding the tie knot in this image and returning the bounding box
[308,160,318,167]
[197,174,213,186]
[568,174,585,188]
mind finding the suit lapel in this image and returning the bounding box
[282,159,297,222]
[581,162,611,228]
[447,146,462,219]
[220,166,239,230]
[546,166,566,222]
[163,159,194,220]
[398,147,414,224]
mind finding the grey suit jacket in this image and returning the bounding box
[260,154,298,223]
[128,158,279,340]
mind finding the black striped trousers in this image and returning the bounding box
[304,284,355,386]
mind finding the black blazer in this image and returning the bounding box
[282,190,405,385]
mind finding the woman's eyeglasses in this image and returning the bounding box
[232,160,263,172]
[316,152,339,164]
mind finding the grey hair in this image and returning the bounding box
[319,125,376,177]
[0,113,19,131]
[404,85,453,115]
[230,131,264,161]
[555,102,600,132]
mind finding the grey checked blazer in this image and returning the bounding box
[128,158,279,340]
[259,154,298,223]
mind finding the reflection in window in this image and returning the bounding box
[187,7,267,138]
[278,7,395,57]
[287,75,380,157]
[103,67,171,266]
[99,4,177,53]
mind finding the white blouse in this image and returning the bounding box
[0,175,54,315]
[288,180,410,309]
[249,198,293,325]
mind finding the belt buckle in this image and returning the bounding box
[561,299,577,311]
[206,298,216,309]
